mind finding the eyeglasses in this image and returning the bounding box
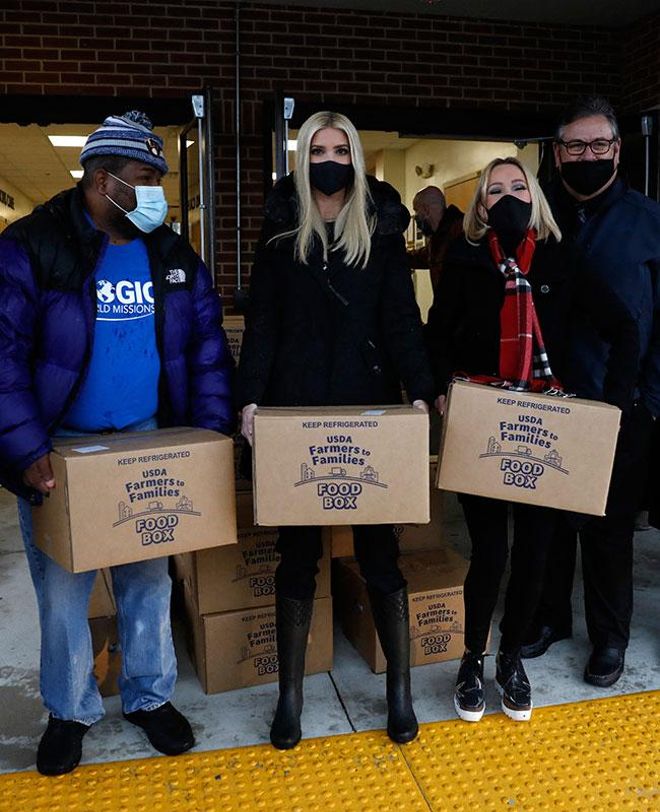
[556,138,618,156]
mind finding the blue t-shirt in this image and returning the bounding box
[64,238,160,431]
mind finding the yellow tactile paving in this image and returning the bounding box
[0,731,428,812]
[0,693,658,811]
[403,691,660,811]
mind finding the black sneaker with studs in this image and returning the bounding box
[496,650,533,722]
[454,651,486,722]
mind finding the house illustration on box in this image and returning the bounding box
[300,462,315,481]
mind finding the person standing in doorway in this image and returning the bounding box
[408,186,464,290]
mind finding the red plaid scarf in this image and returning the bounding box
[463,229,562,393]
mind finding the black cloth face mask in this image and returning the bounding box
[309,161,354,196]
[560,159,616,197]
[486,194,532,253]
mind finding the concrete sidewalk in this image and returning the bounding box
[1,486,658,774]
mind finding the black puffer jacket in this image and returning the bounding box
[237,174,434,408]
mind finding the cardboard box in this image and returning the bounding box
[185,589,333,694]
[174,491,331,614]
[334,548,469,673]
[88,568,116,617]
[252,406,429,526]
[327,525,355,558]
[32,427,238,572]
[437,381,621,516]
[223,315,245,364]
[327,463,445,558]
[89,616,121,697]
[88,570,121,697]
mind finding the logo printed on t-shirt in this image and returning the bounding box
[96,279,155,321]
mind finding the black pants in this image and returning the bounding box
[460,495,559,655]
[533,402,655,651]
[275,524,406,601]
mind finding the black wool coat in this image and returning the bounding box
[237,174,435,408]
[425,234,577,396]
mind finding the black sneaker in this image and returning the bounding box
[36,715,90,776]
[124,702,195,756]
[454,651,486,722]
[496,650,532,722]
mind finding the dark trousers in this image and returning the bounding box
[460,494,558,655]
[534,402,655,651]
[275,524,405,601]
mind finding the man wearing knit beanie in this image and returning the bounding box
[0,112,235,775]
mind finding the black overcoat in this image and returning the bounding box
[237,174,435,408]
[425,234,576,395]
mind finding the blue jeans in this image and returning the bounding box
[18,418,177,725]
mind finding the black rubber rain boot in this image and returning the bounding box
[368,587,419,744]
[269,595,314,750]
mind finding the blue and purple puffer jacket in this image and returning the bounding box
[0,186,235,500]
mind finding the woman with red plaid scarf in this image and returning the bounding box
[426,157,572,724]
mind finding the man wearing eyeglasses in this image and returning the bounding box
[521,95,660,688]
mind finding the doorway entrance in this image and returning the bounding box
[0,92,217,273]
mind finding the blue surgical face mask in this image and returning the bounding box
[105,171,168,233]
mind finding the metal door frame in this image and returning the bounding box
[179,88,216,272]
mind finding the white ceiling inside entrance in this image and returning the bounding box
[0,124,421,216]
[253,0,660,27]
[0,123,182,211]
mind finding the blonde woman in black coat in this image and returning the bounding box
[426,157,570,724]
[238,111,434,750]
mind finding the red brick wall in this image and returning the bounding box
[623,13,660,113]
[1,0,657,301]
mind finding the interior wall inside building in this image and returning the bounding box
[0,175,35,233]
[373,138,541,215]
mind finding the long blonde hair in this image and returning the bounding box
[289,111,374,268]
[464,157,561,244]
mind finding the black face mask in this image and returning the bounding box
[486,195,532,253]
[309,161,354,196]
[560,159,616,197]
[414,215,434,237]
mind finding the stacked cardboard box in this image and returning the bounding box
[177,491,333,694]
[87,569,121,697]
[334,547,469,673]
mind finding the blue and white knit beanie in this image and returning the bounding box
[79,110,168,175]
